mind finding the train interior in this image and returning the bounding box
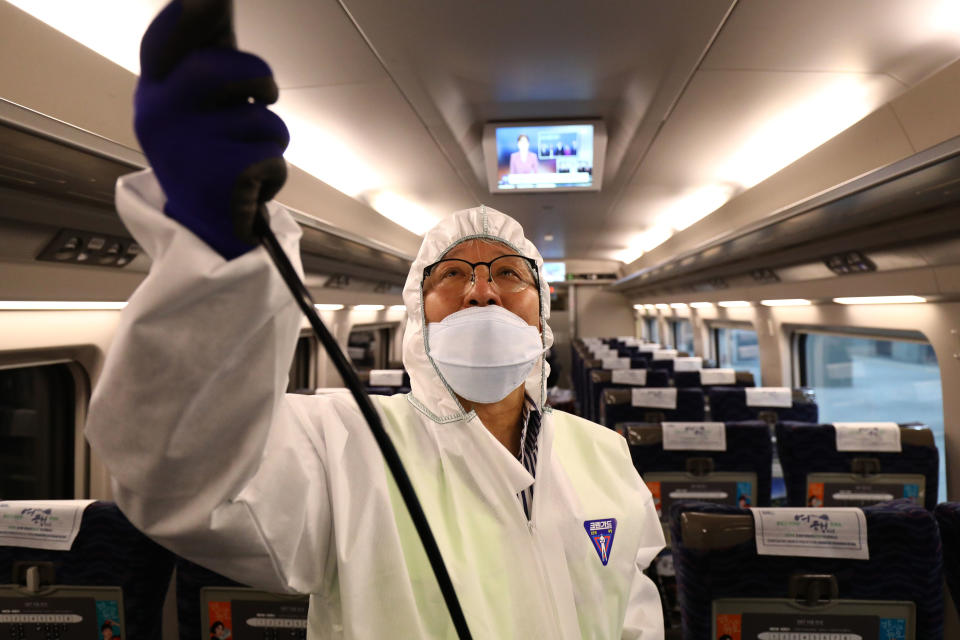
[2,1,960,638]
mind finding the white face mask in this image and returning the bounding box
[426,305,544,404]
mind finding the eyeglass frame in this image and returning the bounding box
[421,254,541,296]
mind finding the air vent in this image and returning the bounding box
[708,278,729,289]
[37,228,139,268]
[824,251,876,275]
[750,268,780,283]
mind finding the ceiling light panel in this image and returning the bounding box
[718,300,751,308]
[761,299,812,306]
[833,296,926,305]
[0,301,127,310]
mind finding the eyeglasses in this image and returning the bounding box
[422,254,539,298]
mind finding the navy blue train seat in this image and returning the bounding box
[175,557,245,640]
[620,421,773,517]
[674,369,755,389]
[363,368,410,396]
[935,502,960,617]
[586,367,669,423]
[176,557,310,640]
[708,386,818,424]
[670,500,943,639]
[0,501,175,640]
[600,387,705,427]
[777,422,939,511]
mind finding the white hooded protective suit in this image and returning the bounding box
[85,170,665,639]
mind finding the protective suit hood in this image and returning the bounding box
[401,205,553,421]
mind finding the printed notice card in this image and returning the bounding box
[750,507,869,560]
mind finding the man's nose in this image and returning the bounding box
[465,266,503,307]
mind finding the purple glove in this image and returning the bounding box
[134,0,290,259]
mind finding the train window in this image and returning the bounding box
[0,364,76,499]
[348,326,391,371]
[287,335,316,393]
[714,326,762,384]
[672,319,694,354]
[643,316,659,343]
[799,332,945,501]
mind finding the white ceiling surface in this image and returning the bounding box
[333,0,736,260]
[235,0,474,233]
[9,0,960,263]
[257,0,960,261]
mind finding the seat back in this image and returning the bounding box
[935,502,960,617]
[364,369,410,396]
[674,369,755,388]
[708,387,818,423]
[777,422,939,510]
[177,558,310,640]
[600,388,705,427]
[0,501,175,640]
[620,421,773,513]
[587,368,669,423]
[670,500,943,639]
[175,557,245,640]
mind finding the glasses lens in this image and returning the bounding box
[489,255,537,293]
[425,259,473,294]
[424,256,537,296]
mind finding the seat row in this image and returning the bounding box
[669,498,955,638]
[622,421,939,514]
[360,368,410,395]
[0,501,308,640]
[2,494,954,639]
[572,337,764,423]
[620,419,943,637]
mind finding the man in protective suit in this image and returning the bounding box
[85,1,664,638]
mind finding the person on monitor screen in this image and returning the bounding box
[509,134,540,174]
[85,2,664,638]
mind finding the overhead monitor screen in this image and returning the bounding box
[483,121,606,193]
[543,262,566,282]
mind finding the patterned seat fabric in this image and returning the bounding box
[674,371,756,388]
[175,556,247,640]
[630,354,653,368]
[935,503,960,616]
[669,500,943,640]
[650,359,674,374]
[588,370,669,423]
[603,388,705,427]
[708,387,818,423]
[0,501,175,640]
[629,421,773,506]
[777,422,939,510]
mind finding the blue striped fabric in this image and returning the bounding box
[935,502,960,617]
[0,501,175,640]
[517,398,542,520]
[669,500,944,639]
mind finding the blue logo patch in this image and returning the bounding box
[584,518,617,566]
